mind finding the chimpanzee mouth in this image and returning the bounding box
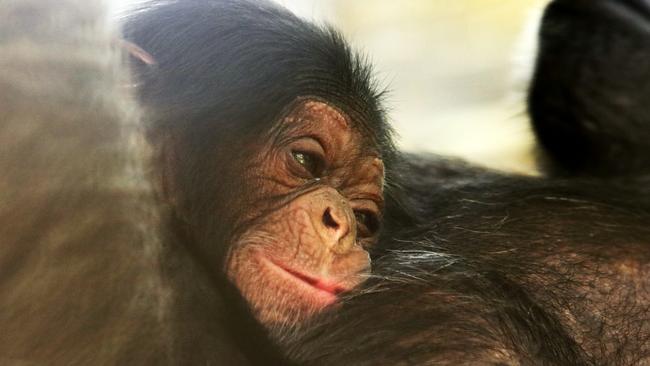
[262,257,347,299]
[280,265,347,296]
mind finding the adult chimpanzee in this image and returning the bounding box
[124,0,650,364]
[282,0,650,364]
[2,0,649,365]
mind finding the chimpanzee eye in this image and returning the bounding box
[291,150,324,177]
[354,210,380,238]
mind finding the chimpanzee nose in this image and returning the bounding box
[309,188,355,253]
[322,206,350,242]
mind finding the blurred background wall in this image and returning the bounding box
[276,0,550,174]
[115,0,550,173]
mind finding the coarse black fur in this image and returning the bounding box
[529,0,650,177]
[287,160,650,365]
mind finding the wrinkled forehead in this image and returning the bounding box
[276,98,383,158]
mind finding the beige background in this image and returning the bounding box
[278,0,549,174]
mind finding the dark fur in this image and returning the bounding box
[286,159,650,365]
[529,0,650,176]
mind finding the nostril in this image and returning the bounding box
[322,207,340,230]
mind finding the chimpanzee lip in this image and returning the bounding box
[262,257,348,297]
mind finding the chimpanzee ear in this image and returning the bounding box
[120,39,157,66]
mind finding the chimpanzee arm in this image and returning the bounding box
[0,0,175,363]
[286,178,650,365]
